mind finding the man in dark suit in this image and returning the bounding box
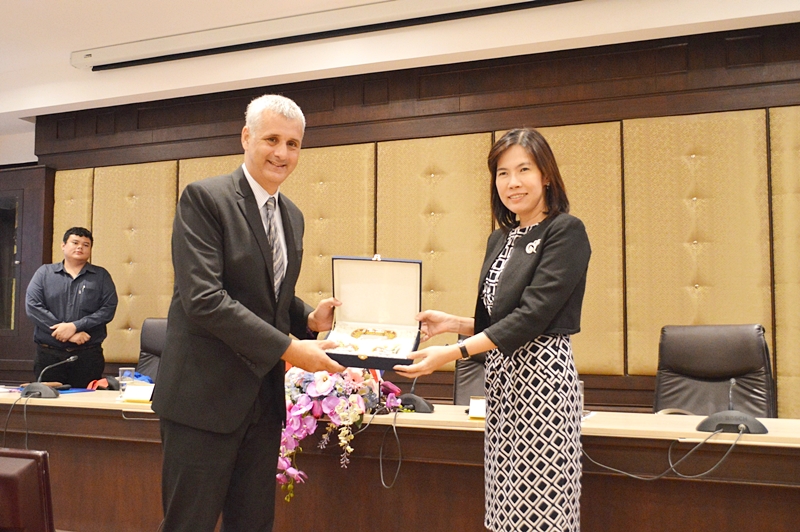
[151,94,344,532]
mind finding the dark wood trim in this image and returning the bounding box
[0,166,55,384]
[35,23,800,170]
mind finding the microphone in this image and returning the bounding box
[728,378,735,411]
[21,355,79,398]
[399,377,435,413]
[696,376,768,434]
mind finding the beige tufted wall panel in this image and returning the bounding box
[52,169,94,262]
[624,111,772,375]
[376,134,493,351]
[281,144,376,308]
[770,106,800,418]
[178,155,243,198]
[538,123,624,375]
[91,162,177,363]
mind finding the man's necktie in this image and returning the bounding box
[265,197,285,296]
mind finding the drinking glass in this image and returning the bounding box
[118,367,135,398]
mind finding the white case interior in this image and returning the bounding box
[327,257,420,359]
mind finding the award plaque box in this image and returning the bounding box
[325,255,421,370]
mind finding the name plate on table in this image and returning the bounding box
[325,256,421,370]
[121,383,155,403]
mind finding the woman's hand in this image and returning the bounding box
[393,345,460,379]
[416,310,460,342]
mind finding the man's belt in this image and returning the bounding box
[38,343,99,353]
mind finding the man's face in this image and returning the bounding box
[62,235,92,263]
[241,111,304,195]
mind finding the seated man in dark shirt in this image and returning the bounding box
[25,227,118,387]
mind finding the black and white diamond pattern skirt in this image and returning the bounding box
[484,334,582,532]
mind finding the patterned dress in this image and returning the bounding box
[482,225,582,532]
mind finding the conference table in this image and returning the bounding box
[1,390,799,532]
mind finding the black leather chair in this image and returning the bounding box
[453,352,485,406]
[135,317,167,382]
[653,324,776,417]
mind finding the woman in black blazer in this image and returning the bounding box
[395,128,591,532]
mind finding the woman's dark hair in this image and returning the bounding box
[488,128,570,231]
[62,226,93,244]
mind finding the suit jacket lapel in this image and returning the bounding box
[234,170,275,287]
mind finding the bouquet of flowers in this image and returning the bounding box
[277,366,402,501]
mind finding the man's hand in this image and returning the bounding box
[69,332,91,345]
[50,322,78,343]
[307,297,341,332]
[281,338,345,373]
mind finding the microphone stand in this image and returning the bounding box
[21,355,79,398]
[696,377,768,434]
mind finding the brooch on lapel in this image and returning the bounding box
[525,239,541,254]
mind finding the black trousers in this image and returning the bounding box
[33,344,105,388]
[160,405,282,532]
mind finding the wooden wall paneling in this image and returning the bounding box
[376,133,493,354]
[623,110,772,376]
[280,144,376,307]
[91,162,177,364]
[769,105,800,418]
[52,168,94,262]
[538,122,625,376]
[178,154,243,198]
[0,166,54,383]
[34,24,800,171]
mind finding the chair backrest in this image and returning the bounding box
[654,324,776,417]
[453,352,485,406]
[135,317,167,381]
[0,448,55,532]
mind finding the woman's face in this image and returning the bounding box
[495,144,548,227]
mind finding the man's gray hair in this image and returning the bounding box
[245,94,306,134]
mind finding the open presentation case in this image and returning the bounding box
[325,255,421,370]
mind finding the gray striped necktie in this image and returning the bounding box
[265,197,285,296]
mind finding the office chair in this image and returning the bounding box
[453,352,485,406]
[135,317,168,382]
[653,324,776,417]
[0,448,55,532]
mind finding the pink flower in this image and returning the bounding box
[308,371,336,397]
[381,381,401,396]
[385,393,401,410]
[284,467,307,483]
[343,367,364,386]
[322,395,345,425]
[311,398,324,418]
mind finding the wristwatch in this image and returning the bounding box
[457,339,470,359]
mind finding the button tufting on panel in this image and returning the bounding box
[430,250,435,255]
[690,154,696,159]
[318,291,323,295]
[694,284,700,289]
